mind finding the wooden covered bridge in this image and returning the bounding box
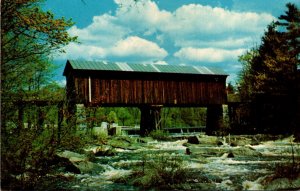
[63,60,228,135]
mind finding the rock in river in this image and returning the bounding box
[57,150,104,174]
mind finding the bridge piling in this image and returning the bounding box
[140,105,162,136]
[206,105,223,135]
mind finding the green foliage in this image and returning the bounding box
[1,128,57,190]
[117,107,132,125]
[132,153,188,188]
[273,143,300,180]
[58,130,91,151]
[149,129,170,141]
[226,82,236,94]
[1,0,77,131]
[161,108,206,128]
[236,3,299,134]
[82,107,206,130]
[238,3,299,97]
[104,107,140,126]
[107,111,118,124]
[1,0,77,65]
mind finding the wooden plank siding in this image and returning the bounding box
[63,60,228,107]
[69,75,227,106]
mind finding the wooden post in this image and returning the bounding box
[66,74,77,132]
[88,76,92,103]
[67,101,77,132]
[140,105,162,136]
[206,105,223,135]
[37,107,45,133]
[57,101,64,144]
[18,103,24,130]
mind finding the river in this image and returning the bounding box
[42,134,300,190]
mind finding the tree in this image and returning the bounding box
[107,111,118,125]
[239,3,299,96]
[1,1,77,189]
[237,3,300,134]
[238,48,259,99]
[276,3,300,65]
[1,0,77,65]
[1,0,77,130]
[117,108,131,126]
[226,82,236,94]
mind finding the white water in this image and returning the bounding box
[63,135,300,190]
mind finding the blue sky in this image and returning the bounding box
[43,0,299,84]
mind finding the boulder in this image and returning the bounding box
[93,126,108,137]
[198,135,219,145]
[93,145,116,156]
[188,136,200,144]
[217,141,224,146]
[186,148,191,155]
[51,155,81,174]
[108,124,121,136]
[265,177,300,190]
[231,146,262,157]
[56,150,104,174]
[137,137,153,143]
[74,161,105,175]
[57,150,87,162]
[229,137,252,146]
[107,137,140,150]
[227,152,234,158]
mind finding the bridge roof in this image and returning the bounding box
[64,60,228,76]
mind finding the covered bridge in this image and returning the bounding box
[63,60,228,135]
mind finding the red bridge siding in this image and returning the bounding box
[70,76,226,106]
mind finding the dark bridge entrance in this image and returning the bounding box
[63,60,228,136]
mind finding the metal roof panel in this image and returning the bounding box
[67,60,228,75]
[130,64,158,72]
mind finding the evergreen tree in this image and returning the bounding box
[239,3,299,96]
[276,3,300,65]
[238,3,300,134]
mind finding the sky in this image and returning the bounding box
[42,0,300,84]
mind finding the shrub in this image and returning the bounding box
[273,143,300,180]
[1,128,58,190]
[1,124,93,190]
[149,129,170,141]
[132,153,188,188]
[273,162,300,180]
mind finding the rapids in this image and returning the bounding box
[50,135,300,190]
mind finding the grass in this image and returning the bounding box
[272,143,300,180]
[128,153,189,189]
[149,129,171,141]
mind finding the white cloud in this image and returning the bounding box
[56,79,66,87]
[110,2,274,51]
[59,43,107,60]
[174,47,246,63]
[174,37,255,49]
[61,0,274,70]
[110,36,168,59]
[163,4,274,35]
[162,4,275,49]
[59,36,167,61]
[68,14,130,46]
[152,60,168,65]
[115,0,171,35]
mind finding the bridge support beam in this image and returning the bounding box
[140,105,162,136]
[206,105,223,135]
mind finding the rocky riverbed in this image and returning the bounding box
[36,134,300,190]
